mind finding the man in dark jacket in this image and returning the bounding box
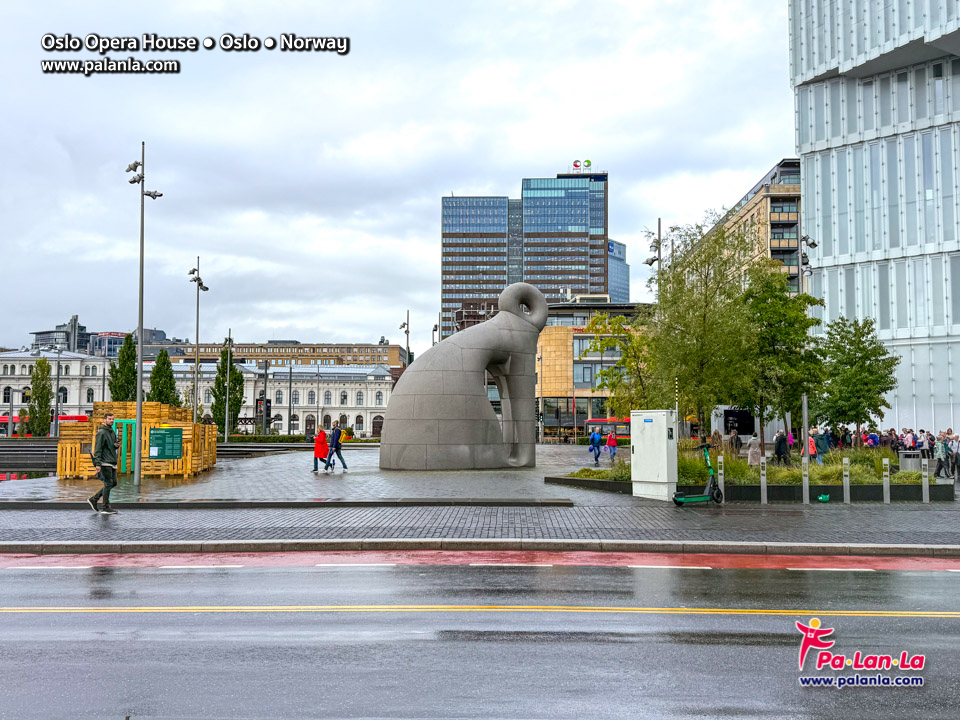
[773,430,789,466]
[89,413,119,514]
[323,420,349,473]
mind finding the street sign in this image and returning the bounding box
[149,427,183,459]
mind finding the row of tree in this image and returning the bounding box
[14,334,244,435]
[583,215,900,454]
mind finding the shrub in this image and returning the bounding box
[608,459,632,482]
[890,471,922,485]
[568,468,611,480]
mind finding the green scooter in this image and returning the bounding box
[673,440,723,506]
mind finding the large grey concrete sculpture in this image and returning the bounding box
[380,283,548,470]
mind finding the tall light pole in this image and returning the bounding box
[126,144,163,486]
[224,329,232,442]
[431,323,438,347]
[287,358,295,435]
[537,352,543,443]
[799,235,818,457]
[399,312,410,367]
[188,259,208,423]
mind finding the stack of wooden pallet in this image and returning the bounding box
[57,402,216,479]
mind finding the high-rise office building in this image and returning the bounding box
[441,168,612,337]
[790,1,960,427]
[607,240,631,302]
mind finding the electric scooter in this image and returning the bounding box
[673,440,723,506]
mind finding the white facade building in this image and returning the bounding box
[1,350,111,417]
[1,351,393,437]
[170,363,393,437]
[790,0,960,429]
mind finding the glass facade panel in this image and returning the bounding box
[941,128,955,243]
[820,153,833,256]
[853,145,865,252]
[915,67,927,120]
[863,81,875,131]
[828,268,840,322]
[846,80,859,134]
[845,267,856,318]
[878,263,891,330]
[869,143,882,249]
[931,257,945,325]
[953,60,960,113]
[799,86,811,145]
[814,85,826,141]
[830,80,842,138]
[896,72,909,123]
[895,261,908,329]
[951,255,960,324]
[921,132,935,244]
[933,64,945,115]
[837,151,849,254]
[886,140,900,248]
[880,76,892,127]
[904,135,918,245]
[860,264,874,322]
[912,260,926,328]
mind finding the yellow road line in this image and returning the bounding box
[0,604,958,618]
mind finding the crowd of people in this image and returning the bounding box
[717,426,960,480]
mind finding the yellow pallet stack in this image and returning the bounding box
[57,402,217,479]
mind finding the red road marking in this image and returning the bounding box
[3,551,960,572]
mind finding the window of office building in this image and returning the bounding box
[854,145,866,251]
[921,132,936,244]
[880,76,892,126]
[878,263,891,330]
[844,267,856,319]
[869,144,882,249]
[821,152,833,256]
[846,80,859,135]
[896,72,910,123]
[859,265,875,323]
[863,81,875,131]
[904,135,918,245]
[942,128,955,243]
[895,262,908,329]
[887,140,900,248]
[912,260,927,328]
[837,152,849,254]
[951,255,960,324]
[915,67,928,120]
[814,85,825,142]
[932,258,945,326]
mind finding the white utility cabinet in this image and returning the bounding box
[631,409,678,501]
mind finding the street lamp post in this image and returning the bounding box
[287,360,294,435]
[224,329,232,443]
[188,258,208,423]
[799,235,818,459]
[399,312,410,367]
[537,353,543,443]
[126,143,163,486]
[431,323,438,347]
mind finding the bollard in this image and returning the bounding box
[921,457,930,504]
[842,457,850,504]
[760,457,767,505]
[717,455,725,505]
[802,456,810,504]
[882,458,891,504]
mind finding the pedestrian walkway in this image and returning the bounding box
[0,445,637,506]
[2,502,959,546]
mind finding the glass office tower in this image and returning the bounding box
[441,170,611,338]
[607,240,630,302]
[789,0,960,428]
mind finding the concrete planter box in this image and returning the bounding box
[678,484,955,502]
[544,476,633,494]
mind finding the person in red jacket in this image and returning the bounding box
[313,428,333,472]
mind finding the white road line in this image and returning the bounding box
[468,563,553,567]
[786,567,876,572]
[944,569,960,572]
[314,563,397,567]
[158,565,246,569]
[5,566,91,571]
[627,565,712,569]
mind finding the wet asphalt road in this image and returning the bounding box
[1,562,958,719]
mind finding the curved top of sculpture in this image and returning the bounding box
[379,283,546,471]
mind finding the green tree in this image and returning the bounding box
[147,349,181,406]
[811,317,900,436]
[210,342,244,437]
[17,407,28,436]
[108,334,138,401]
[729,259,823,454]
[646,216,753,435]
[26,358,54,437]
[580,308,661,417]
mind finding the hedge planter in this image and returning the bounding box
[678,484,955,502]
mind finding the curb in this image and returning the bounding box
[0,499,574,509]
[1,538,958,557]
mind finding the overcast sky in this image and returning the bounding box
[0,0,794,356]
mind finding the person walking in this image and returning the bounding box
[934,432,950,479]
[323,421,348,472]
[729,429,743,456]
[807,427,820,466]
[605,431,618,464]
[774,429,789,466]
[746,432,762,467]
[588,428,603,466]
[88,412,119,515]
[917,430,927,459]
[313,427,333,472]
